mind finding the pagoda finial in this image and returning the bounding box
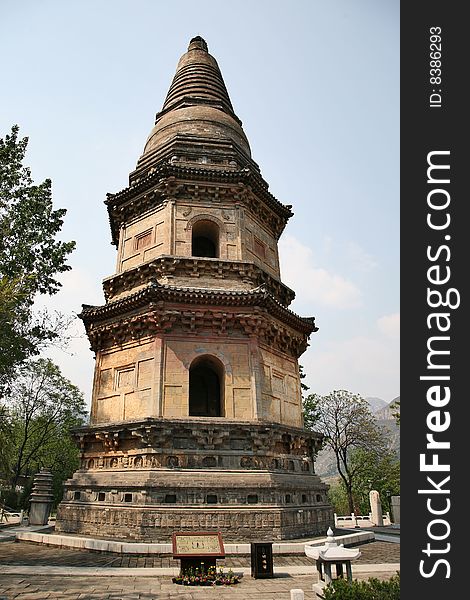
[188,36,208,52]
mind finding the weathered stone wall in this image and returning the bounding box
[115,199,282,280]
[259,344,303,427]
[91,334,304,427]
[91,338,158,424]
[56,417,333,542]
[56,504,333,542]
[174,202,239,260]
[91,336,255,424]
[241,210,280,278]
[72,418,323,476]
[118,203,171,273]
[162,337,253,419]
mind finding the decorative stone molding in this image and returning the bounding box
[103,256,295,306]
[72,419,322,474]
[184,212,226,232]
[106,166,292,245]
[95,431,120,451]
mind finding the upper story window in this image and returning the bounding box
[134,228,153,251]
[253,237,266,260]
[192,220,219,258]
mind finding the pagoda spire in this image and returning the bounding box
[158,36,237,121]
[136,37,251,176]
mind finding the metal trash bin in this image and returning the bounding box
[250,542,274,578]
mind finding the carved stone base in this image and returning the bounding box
[55,418,334,541]
[56,503,333,542]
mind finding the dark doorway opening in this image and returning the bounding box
[189,356,223,417]
[191,220,219,258]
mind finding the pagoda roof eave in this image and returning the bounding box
[105,163,293,227]
[79,282,318,336]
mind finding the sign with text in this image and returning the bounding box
[172,532,225,558]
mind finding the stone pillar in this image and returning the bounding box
[29,469,54,525]
[369,489,383,526]
[391,495,400,524]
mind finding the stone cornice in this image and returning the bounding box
[74,418,324,458]
[79,283,317,357]
[105,163,293,245]
[102,256,296,306]
[81,281,316,335]
[130,135,262,182]
[82,312,314,358]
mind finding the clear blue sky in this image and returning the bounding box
[1,0,399,407]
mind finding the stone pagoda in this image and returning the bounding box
[55,36,333,541]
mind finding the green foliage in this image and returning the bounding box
[350,448,400,514]
[299,364,310,394]
[0,487,21,511]
[172,565,241,586]
[0,125,75,393]
[390,398,400,426]
[300,365,323,433]
[1,358,86,506]
[322,573,400,600]
[327,480,350,515]
[303,392,322,432]
[0,403,14,478]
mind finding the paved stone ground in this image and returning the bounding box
[0,540,399,599]
[0,571,399,600]
[0,540,399,567]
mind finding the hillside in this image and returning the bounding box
[365,396,388,413]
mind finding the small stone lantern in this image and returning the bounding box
[29,469,54,525]
[305,528,361,585]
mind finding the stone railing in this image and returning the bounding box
[334,512,391,528]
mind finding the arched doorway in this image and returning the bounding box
[191,220,219,258]
[189,355,224,417]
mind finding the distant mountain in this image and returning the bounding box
[375,396,400,455]
[374,396,399,420]
[365,396,388,413]
[315,396,400,478]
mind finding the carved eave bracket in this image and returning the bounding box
[102,257,295,307]
[191,428,230,450]
[83,310,313,359]
[105,164,293,245]
[95,431,120,452]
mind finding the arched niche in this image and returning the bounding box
[191,219,220,258]
[189,355,224,417]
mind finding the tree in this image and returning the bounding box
[299,364,322,431]
[390,397,400,426]
[302,393,322,432]
[304,389,388,514]
[0,125,75,393]
[349,448,400,514]
[0,403,14,481]
[299,364,310,395]
[327,480,350,515]
[2,358,86,496]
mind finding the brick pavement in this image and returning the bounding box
[0,540,399,567]
[0,572,398,600]
[0,539,399,599]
